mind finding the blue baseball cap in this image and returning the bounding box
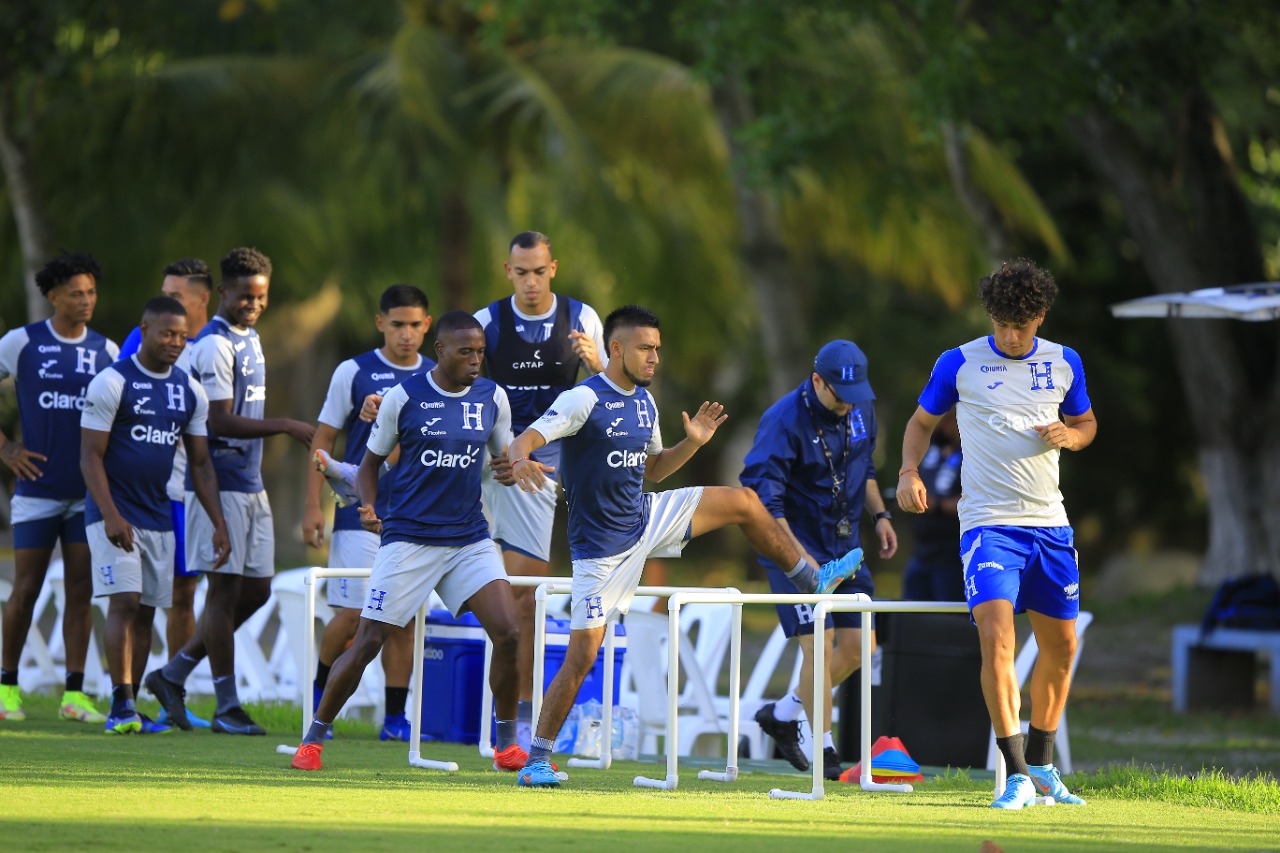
[814,340,874,403]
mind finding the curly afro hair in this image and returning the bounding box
[978,258,1058,324]
[35,252,101,296]
[219,247,273,282]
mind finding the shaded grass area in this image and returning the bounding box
[2,696,1278,853]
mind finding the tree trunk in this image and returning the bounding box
[441,189,471,312]
[0,85,53,324]
[1072,104,1280,585]
[713,71,811,401]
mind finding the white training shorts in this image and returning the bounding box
[12,495,85,525]
[482,473,558,563]
[88,521,176,608]
[361,537,508,628]
[571,486,703,630]
[185,489,274,578]
[326,528,379,609]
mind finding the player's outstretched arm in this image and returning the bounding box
[644,401,726,483]
[80,427,133,553]
[205,399,315,447]
[186,434,230,568]
[508,428,553,492]
[897,406,941,514]
[303,423,341,548]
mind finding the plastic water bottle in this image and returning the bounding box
[574,699,604,757]
[612,705,640,760]
[554,704,580,753]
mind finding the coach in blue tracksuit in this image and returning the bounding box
[740,340,898,781]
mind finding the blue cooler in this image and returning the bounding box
[420,610,626,744]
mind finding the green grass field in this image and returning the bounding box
[2,696,1277,853]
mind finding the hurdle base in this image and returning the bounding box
[634,774,676,789]
[861,779,913,793]
[275,744,298,755]
[768,787,821,800]
[697,767,739,782]
[568,755,612,771]
[408,750,459,771]
[479,745,495,759]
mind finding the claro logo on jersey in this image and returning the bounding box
[39,390,86,410]
[419,445,481,469]
[607,449,646,468]
[985,406,1057,435]
[131,423,181,446]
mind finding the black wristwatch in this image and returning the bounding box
[873,511,892,523]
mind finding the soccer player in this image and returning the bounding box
[290,311,522,771]
[507,305,864,788]
[117,258,215,728]
[302,284,432,741]
[81,297,230,733]
[740,339,897,780]
[475,231,606,746]
[145,247,315,735]
[897,258,1096,810]
[0,252,117,724]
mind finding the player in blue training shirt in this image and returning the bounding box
[475,231,606,746]
[117,258,215,728]
[898,259,1096,810]
[81,297,230,734]
[290,311,523,772]
[302,284,433,742]
[0,252,118,725]
[506,305,865,788]
[145,247,315,736]
[741,339,898,781]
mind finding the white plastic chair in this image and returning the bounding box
[986,610,1093,774]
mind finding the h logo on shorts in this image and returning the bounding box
[460,402,485,431]
[1028,361,1055,391]
[584,595,605,621]
[794,603,815,625]
[99,564,115,586]
[367,588,388,612]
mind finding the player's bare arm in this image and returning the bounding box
[897,406,942,514]
[644,401,727,483]
[303,422,342,548]
[507,428,554,493]
[1035,408,1097,451]
[0,430,47,481]
[80,427,133,553]
[355,449,387,533]
[206,398,316,448]
[185,433,231,569]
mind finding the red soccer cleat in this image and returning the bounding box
[291,742,324,771]
[492,743,529,772]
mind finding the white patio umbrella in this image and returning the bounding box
[1110,283,1280,321]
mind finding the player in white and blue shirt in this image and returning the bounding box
[81,297,229,733]
[897,259,1096,809]
[145,248,316,737]
[292,312,523,772]
[506,305,865,787]
[0,252,117,725]
[475,231,606,743]
[302,284,433,741]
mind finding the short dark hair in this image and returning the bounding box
[509,231,552,255]
[142,295,187,320]
[435,310,482,340]
[603,304,660,344]
[220,247,273,282]
[163,258,213,291]
[380,284,430,314]
[978,258,1059,324]
[35,252,101,296]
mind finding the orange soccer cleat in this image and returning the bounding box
[291,742,324,771]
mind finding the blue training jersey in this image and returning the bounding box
[316,349,432,531]
[0,320,119,500]
[81,356,208,530]
[740,378,878,568]
[365,372,513,546]
[525,373,664,561]
[186,316,266,493]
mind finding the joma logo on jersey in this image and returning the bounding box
[419,446,480,469]
[131,423,181,445]
[607,449,646,468]
[38,359,61,379]
[38,390,85,410]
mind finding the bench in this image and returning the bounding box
[1171,624,1280,713]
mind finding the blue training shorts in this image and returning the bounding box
[960,525,1079,620]
[766,559,876,638]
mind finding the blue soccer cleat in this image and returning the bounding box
[991,773,1037,809]
[817,547,864,595]
[157,707,211,729]
[517,759,561,788]
[379,714,422,742]
[104,712,142,735]
[137,713,172,734]
[1028,764,1086,805]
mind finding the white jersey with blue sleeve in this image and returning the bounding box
[918,335,1091,533]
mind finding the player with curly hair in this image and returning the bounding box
[897,258,1096,809]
